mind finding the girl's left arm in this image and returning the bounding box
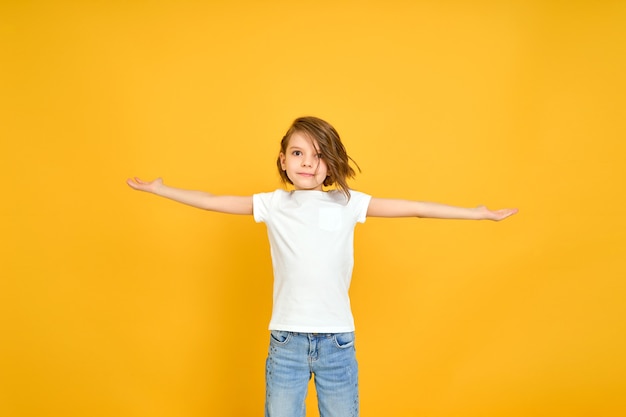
[366,198,518,221]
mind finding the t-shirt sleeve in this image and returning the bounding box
[252,191,273,223]
[351,191,372,223]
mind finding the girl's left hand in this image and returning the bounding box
[478,205,519,221]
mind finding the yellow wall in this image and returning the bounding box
[1,1,625,416]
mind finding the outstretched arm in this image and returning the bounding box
[367,198,518,221]
[126,177,253,215]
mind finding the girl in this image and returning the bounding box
[127,116,517,417]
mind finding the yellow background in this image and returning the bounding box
[1,1,625,416]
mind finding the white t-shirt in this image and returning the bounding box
[253,189,372,333]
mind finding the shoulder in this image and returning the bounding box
[347,189,372,207]
[253,189,295,210]
[348,190,371,199]
[254,189,289,200]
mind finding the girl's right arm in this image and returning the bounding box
[126,177,253,215]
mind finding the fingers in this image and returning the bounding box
[126,178,139,189]
[126,177,162,193]
[495,207,519,220]
[126,177,148,191]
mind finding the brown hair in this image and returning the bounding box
[276,116,360,199]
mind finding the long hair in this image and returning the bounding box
[276,116,360,199]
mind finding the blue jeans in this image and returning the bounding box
[265,331,359,417]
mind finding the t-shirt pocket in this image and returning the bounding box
[318,207,342,231]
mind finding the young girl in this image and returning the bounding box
[127,116,517,417]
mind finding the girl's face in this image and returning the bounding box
[279,132,329,191]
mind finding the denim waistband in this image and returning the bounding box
[272,330,352,338]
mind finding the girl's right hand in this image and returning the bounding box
[126,177,163,193]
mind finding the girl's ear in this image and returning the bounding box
[279,152,286,170]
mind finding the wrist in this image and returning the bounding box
[474,206,489,220]
[152,182,167,196]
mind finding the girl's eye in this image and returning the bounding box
[317,153,323,159]
[292,151,302,156]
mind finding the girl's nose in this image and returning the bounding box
[301,158,312,167]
